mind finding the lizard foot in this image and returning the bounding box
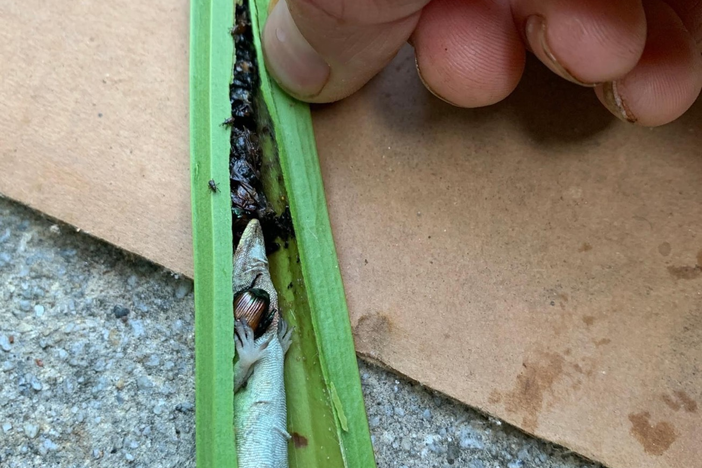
[235,319,273,366]
[275,424,292,441]
[277,317,294,355]
[234,320,273,392]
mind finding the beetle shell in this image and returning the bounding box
[233,287,270,332]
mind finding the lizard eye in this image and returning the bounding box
[233,287,270,332]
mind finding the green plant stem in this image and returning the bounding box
[189,0,236,466]
[190,0,376,465]
[250,1,377,466]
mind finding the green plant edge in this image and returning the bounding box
[250,1,377,466]
[189,0,237,467]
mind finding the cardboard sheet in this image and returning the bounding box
[1,2,700,467]
[315,46,702,468]
[0,0,193,276]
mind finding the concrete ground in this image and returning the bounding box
[0,196,602,468]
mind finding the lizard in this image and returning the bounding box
[232,218,293,468]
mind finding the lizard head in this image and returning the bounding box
[232,219,279,337]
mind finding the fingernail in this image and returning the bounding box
[262,0,330,98]
[524,15,598,87]
[600,81,637,123]
[415,57,459,107]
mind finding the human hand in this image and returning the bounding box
[262,0,702,126]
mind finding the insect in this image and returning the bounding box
[208,179,220,193]
[230,9,249,37]
[233,273,275,339]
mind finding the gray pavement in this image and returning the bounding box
[0,196,601,468]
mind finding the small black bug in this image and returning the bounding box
[208,179,219,193]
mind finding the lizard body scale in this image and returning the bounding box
[232,219,292,468]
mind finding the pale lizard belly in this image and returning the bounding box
[234,336,289,468]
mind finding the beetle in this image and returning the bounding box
[208,179,219,193]
[233,273,275,338]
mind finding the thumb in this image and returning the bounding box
[262,0,428,103]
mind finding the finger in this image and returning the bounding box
[595,0,702,126]
[512,0,647,85]
[411,0,526,107]
[285,327,295,341]
[262,0,429,103]
[664,0,702,48]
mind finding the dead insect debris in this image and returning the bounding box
[228,3,293,253]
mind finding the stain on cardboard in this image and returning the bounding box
[594,338,611,346]
[579,242,592,252]
[504,352,565,433]
[291,432,308,448]
[488,390,502,404]
[662,391,698,413]
[582,316,595,326]
[628,412,677,456]
[658,242,671,256]
[353,312,393,357]
[674,390,698,413]
[667,265,701,280]
[666,250,702,279]
[661,394,681,411]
